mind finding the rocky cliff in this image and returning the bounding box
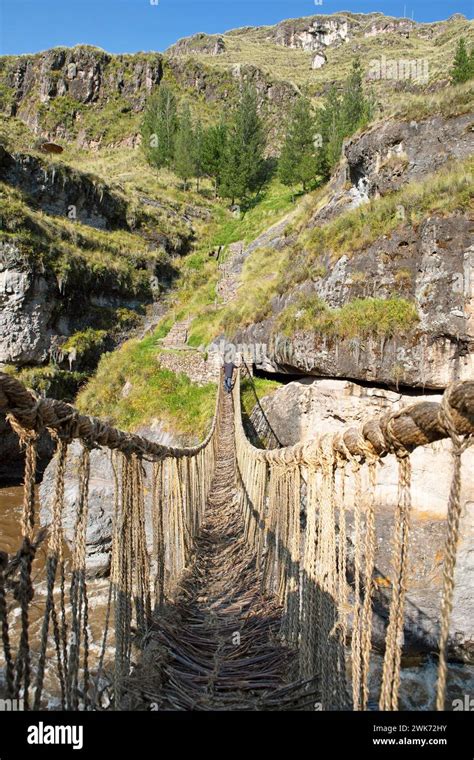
[0,45,297,150]
[0,145,128,229]
[230,111,473,390]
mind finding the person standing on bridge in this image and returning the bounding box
[221,345,241,394]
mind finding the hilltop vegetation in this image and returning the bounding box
[0,11,472,422]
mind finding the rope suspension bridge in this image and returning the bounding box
[0,369,473,711]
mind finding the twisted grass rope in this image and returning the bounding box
[14,433,37,708]
[233,372,473,712]
[33,437,68,710]
[379,451,412,711]
[0,551,14,698]
[1,369,473,713]
[360,461,377,711]
[436,390,473,710]
[68,446,90,710]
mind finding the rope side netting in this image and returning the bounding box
[233,372,474,711]
[0,372,223,709]
[0,370,473,710]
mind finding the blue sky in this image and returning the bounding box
[0,0,471,56]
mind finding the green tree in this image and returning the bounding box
[315,85,343,180]
[174,104,196,190]
[451,38,472,84]
[315,59,373,180]
[201,122,228,196]
[141,85,178,169]
[220,85,265,205]
[193,122,205,192]
[278,97,318,193]
[341,57,372,137]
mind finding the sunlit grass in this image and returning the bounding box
[76,326,217,439]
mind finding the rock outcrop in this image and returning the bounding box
[316,113,474,224]
[0,45,297,148]
[167,33,226,57]
[249,377,474,659]
[270,15,350,52]
[231,111,473,390]
[235,211,473,389]
[0,146,128,230]
[263,12,439,52]
[0,241,57,365]
[5,47,163,118]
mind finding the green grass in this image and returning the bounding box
[240,375,282,420]
[288,158,473,286]
[275,294,419,339]
[0,182,163,298]
[171,179,298,345]
[3,365,88,401]
[389,79,474,120]
[186,157,471,347]
[210,180,297,247]
[76,327,217,439]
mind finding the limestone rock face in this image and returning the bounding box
[312,113,473,225]
[250,378,474,659]
[7,47,163,116]
[311,53,327,70]
[2,44,296,149]
[271,16,350,51]
[236,212,473,389]
[0,241,56,365]
[231,110,473,389]
[167,33,226,57]
[266,13,425,52]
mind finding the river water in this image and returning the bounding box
[0,484,114,708]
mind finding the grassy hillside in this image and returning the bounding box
[169,14,474,112]
[1,12,472,433]
[76,328,217,439]
[183,156,472,344]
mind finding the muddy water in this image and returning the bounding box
[0,484,28,555]
[0,485,114,708]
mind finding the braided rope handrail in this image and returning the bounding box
[0,371,221,460]
[233,370,474,711]
[234,372,474,464]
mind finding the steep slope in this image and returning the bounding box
[0,11,472,411]
[168,12,474,105]
[179,107,473,390]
